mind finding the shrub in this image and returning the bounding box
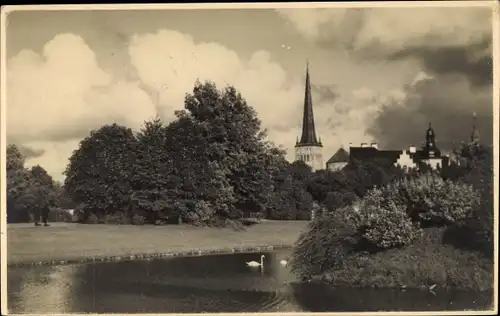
[87,213,101,224]
[352,188,422,249]
[290,206,359,279]
[131,214,146,225]
[387,175,480,227]
[184,200,217,225]
[103,211,129,225]
[323,191,357,212]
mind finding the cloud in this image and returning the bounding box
[9,7,493,183]
[367,74,493,151]
[16,145,45,159]
[278,7,491,55]
[126,29,381,164]
[279,7,493,151]
[277,7,492,84]
[7,33,157,179]
[8,28,397,181]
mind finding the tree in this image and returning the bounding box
[63,123,138,221]
[131,116,175,224]
[459,144,493,256]
[30,165,58,208]
[7,144,25,172]
[164,81,285,223]
[6,144,35,223]
[163,114,236,224]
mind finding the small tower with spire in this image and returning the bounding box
[423,122,441,158]
[295,61,323,171]
[470,112,480,145]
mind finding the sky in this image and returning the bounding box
[3,4,495,182]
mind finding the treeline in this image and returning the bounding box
[7,82,316,226]
[7,81,491,231]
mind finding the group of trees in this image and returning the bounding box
[6,144,72,223]
[60,81,314,226]
[6,81,494,238]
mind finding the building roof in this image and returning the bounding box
[297,62,322,147]
[349,146,446,168]
[326,147,350,164]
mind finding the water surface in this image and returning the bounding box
[7,249,492,313]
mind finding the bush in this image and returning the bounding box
[290,207,359,279]
[103,212,129,225]
[184,200,217,225]
[291,172,485,282]
[388,175,480,227]
[323,191,357,212]
[131,214,146,225]
[351,188,422,249]
[320,227,493,291]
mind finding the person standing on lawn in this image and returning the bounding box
[33,186,51,227]
[33,203,50,227]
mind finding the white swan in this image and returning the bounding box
[280,259,288,266]
[246,255,265,267]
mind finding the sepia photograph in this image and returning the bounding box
[1,1,498,314]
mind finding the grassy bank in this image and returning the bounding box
[7,220,309,266]
[308,227,494,292]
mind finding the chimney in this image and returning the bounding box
[361,143,368,148]
[370,142,378,149]
[409,145,416,153]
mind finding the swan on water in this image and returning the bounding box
[246,255,265,267]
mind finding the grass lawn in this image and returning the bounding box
[7,220,309,265]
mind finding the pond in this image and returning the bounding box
[7,249,493,313]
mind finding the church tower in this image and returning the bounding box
[295,61,323,171]
[470,112,480,144]
[423,122,441,158]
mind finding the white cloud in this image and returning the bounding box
[7,33,157,180]
[7,29,422,181]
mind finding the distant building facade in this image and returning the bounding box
[294,62,323,171]
[348,123,449,171]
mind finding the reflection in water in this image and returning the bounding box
[8,265,77,314]
[7,249,493,313]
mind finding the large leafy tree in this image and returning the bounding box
[162,114,235,224]
[183,82,284,213]
[63,123,138,220]
[165,81,285,223]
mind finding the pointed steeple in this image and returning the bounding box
[470,112,480,143]
[424,121,441,158]
[426,122,436,148]
[298,61,321,146]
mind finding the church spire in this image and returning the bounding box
[298,61,321,146]
[471,112,480,144]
